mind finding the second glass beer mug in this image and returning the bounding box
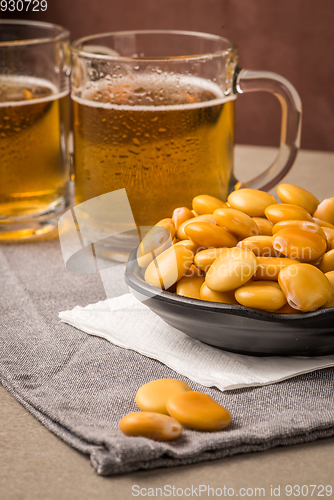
[0,20,70,241]
[71,30,301,259]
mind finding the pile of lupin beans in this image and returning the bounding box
[137,184,334,313]
[119,379,231,441]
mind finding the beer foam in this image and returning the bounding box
[72,74,235,112]
[0,75,69,107]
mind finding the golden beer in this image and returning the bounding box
[0,76,70,224]
[72,74,235,227]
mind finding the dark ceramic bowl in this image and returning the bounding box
[124,250,334,356]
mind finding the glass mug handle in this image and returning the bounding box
[233,67,302,192]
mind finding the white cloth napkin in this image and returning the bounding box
[59,293,334,392]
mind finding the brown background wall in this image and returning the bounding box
[4,0,334,151]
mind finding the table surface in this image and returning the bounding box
[1,145,334,500]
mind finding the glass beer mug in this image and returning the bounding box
[0,20,70,241]
[71,30,301,260]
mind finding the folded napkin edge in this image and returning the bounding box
[59,315,334,393]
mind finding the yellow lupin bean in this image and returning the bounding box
[323,271,334,309]
[272,220,326,240]
[174,239,199,253]
[176,274,205,299]
[200,282,239,305]
[313,198,334,225]
[235,281,287,311]
[192,194,227,215]
[205,247,258,292]
[318,250,334,274]
[135,379,192,414]
[254,257,299,281]
[265,204,313,224]
[172,207,194,229]
[227,189,277,217]
[213,208,259,240]
[278,263,333,311]
[252,217,273,236]
[273,228,327,262]
[276,184,319,214]
[137,226,172,269]
[313,218,334,229]
[323,227,334,249]
[144,244,194,290]
[237,235,280,257]
[119,412,183,441]
[155,218,176,239]
[166,391,232,432]
[184,222,237,249]
[176,214,216,240]
[194,247,228,272]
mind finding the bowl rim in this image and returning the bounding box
[124,249,334,323]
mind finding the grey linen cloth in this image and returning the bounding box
[1,240,334,476]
